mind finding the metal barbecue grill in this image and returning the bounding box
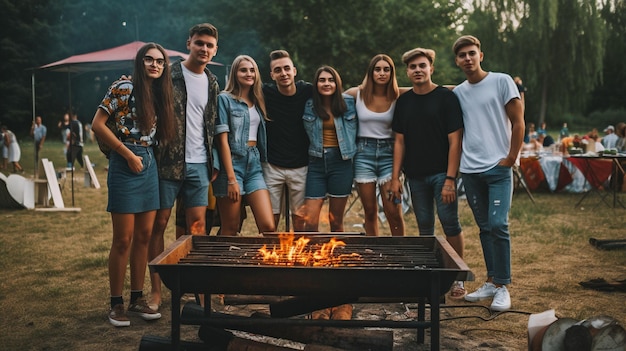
[146,234,474,351]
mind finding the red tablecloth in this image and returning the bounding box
[566,157,614,189]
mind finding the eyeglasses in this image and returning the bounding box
[143,56,165,68]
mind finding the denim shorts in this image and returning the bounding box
[213,146,267,197]
[408,173,462,237]
[305,147,354,199]
[107,144,159,213]
[159,162,210,209]
[353,138,394,184]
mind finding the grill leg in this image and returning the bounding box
[430,272,441,351]
[417,297,425,344]
[171,278,181,351]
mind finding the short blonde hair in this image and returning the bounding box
[453,35,481,55]
[401,48,436,65]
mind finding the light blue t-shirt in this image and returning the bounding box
[453,72,520,173]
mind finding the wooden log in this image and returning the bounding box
[188,305,393,351]
[198,326,299,351]
[270,296,358,318]
[139,334,218,351]
[197,326,234,349]
[227,338,298,351]
[241,324,392,351]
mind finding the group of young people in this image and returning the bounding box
[92,22,524,327]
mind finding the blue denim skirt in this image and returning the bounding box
[106,144,159,213]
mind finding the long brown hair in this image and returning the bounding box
[132,42,176,143]
[312,66,346,121]
[224,55,268,120]
[359,54,399,105]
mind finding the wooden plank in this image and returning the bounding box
[84,155,100,189]
[41,158,65,208]
[34,207,81,212]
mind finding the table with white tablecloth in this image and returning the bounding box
[520,155,591,193]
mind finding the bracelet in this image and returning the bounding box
[228,181,237,185]
[445,176,456,181]
[114,143,124,151]
[443,186,455,191]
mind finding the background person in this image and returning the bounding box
[0,128,6,170]
[390,47,466,299]
[345,54,406,236]
[30,115,47,170]
[92,42,175,327]
[559,122,570,140]
[148,23,220,311]
[615,122,626,152]
[214,55,275,236]
[452,35,524,312]
[302,66,357,232]
[601,125,618,149]
[1,125,23,173]
[58,113,71,157]
[67,113,84,169]
[262,50,313,231]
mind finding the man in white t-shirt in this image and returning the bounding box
[601,125,618,149]
[148,23,220,310]
[452,35,525,312]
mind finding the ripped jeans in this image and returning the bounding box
[461,165,513,285]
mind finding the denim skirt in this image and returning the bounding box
[106,144,159,213]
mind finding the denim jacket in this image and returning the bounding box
[303,94,357,160]
[215,92,267,161]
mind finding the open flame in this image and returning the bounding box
[190,221,205,235]
[257,233,361,267]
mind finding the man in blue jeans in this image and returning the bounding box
[452,35,525,311]
[390,47,466,300]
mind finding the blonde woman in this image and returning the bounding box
[214,55,275,236]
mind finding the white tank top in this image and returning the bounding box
[248,106,260,142]
[356,90,395,139]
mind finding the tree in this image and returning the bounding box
[587,0,626,113]
[463,0,606,126]
[223,0,465,87]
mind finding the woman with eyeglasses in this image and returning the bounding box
[213,55,275,236]
[302,66,357,232]
[92,42,175,327]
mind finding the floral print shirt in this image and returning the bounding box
[99,80,156,146]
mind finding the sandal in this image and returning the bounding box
[449,281,467,300]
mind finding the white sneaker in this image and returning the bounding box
[490,286,511,312]
[464,282,497,302]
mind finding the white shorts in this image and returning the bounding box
[262,162,307,217]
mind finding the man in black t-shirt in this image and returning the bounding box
[262,50,312,231]
[389,47,466,300]
[67,113,84,169]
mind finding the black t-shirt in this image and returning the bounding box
[392,86,463,178]
[263,81,313,168]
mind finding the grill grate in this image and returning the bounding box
[178,241,440,268]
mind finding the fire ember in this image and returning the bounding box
[256,233,361,266]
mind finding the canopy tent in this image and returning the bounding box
[38,40,193,72]
[32,41,222,206]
